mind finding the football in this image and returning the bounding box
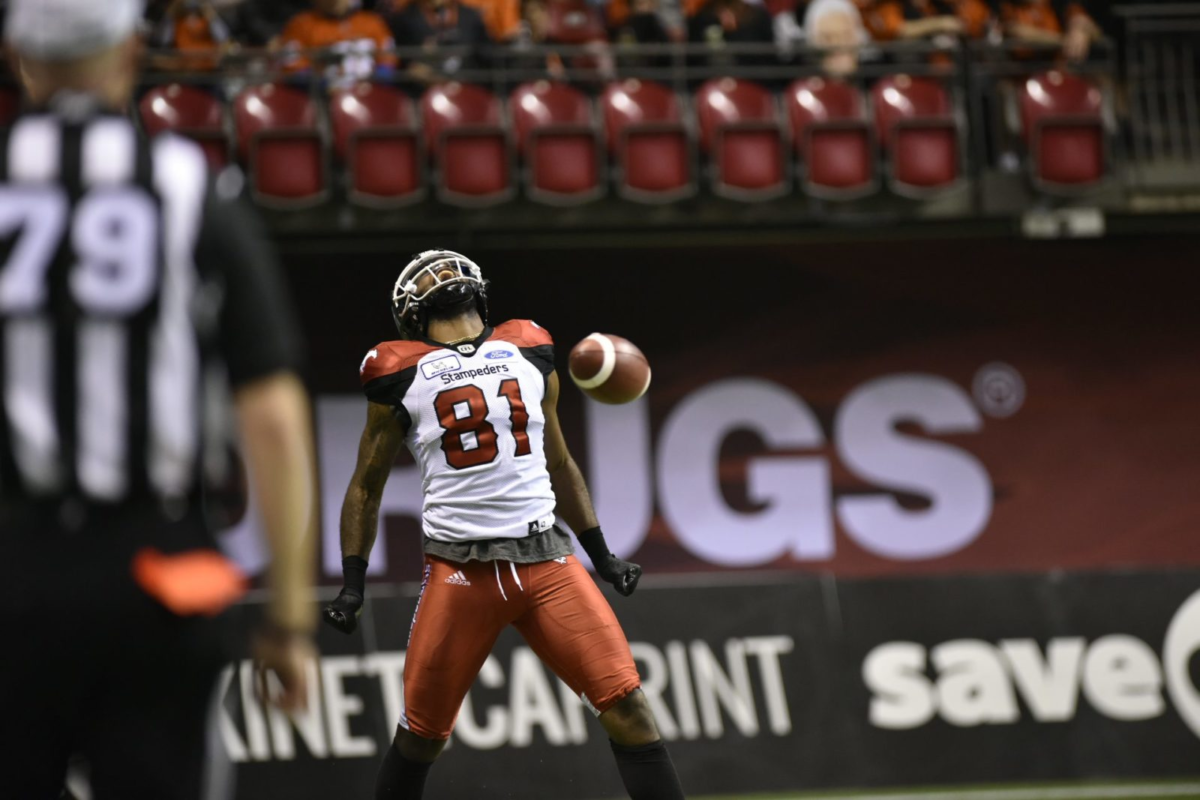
[568,333,652,404]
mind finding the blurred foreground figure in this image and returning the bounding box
[0,1,317,797]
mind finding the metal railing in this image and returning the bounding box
[139,38,969,94]
[1116,3,1200,189]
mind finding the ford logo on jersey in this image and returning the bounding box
[485,350,514,360]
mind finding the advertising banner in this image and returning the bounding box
[223,247,1200,584]
[223,570,1200,799]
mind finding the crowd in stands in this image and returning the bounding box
[2,0,1104,83]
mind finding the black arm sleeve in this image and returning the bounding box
[193,178,305,388]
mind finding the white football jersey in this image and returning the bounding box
[360,320,557,542]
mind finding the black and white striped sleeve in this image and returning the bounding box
[192,173,304,388]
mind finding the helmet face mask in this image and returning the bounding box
[392,250,489,340]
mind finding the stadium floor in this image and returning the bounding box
[676,780,1200,800]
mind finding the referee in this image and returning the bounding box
[0,1,318,798]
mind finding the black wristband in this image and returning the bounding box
[342,556,368,598]
[578,527,612,567]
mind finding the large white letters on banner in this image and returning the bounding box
[863,588,1200,735]
[836,375,992,560]
[577,397,653,565]
[218,636,796,761]
[286,369,1002,578]
[1164,589,1200,739]
[658,379,832,566]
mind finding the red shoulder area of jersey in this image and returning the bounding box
[491,319,553,349]
[359,341,438,385]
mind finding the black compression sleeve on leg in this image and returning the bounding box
[343,556,368,598]
[610,739,686,800]
[374,743,433,800]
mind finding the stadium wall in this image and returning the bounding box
[226,572,1200,799]
[216,234,1200,798]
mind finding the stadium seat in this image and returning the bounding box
[786,77,875,200]
[872,75,961,197]
[695,78,787,201]
[0,85,21,128]
[510,81,603,205]
[233,84,327,208]
[139,84,230,170]
[330,83,423,208]
[602,79,695,203]
[1019,70,1106,193]
[546,0,606,44]
[421,82,513,207]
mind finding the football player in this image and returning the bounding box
[324,251,686,800]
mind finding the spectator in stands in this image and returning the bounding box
[855,0,993,42]
[910,0,994,39]
[856,0,908,41]
[510,0,567,79]
[803,0,867,76]
[608,0,680,43]
[610,0,672,52]
[375,0,519,41]
[388,0,492,78]
[234,0,309,45]
[151,0,234,70]
[278,0,397,79]
[509,0,614,80]
[687,0,775,65]
[1001,0,1100,61]
[465,0,522,41]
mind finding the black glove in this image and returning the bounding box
[323,588,363,634]
[578,527,642,597]
[323,556,368,635]
[595,554,643,596]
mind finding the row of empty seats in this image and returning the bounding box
[136,71,1107,209]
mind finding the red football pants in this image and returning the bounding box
[400,554,641,740]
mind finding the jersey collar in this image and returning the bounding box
[422,326,493,357]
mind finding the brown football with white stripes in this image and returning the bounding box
[568,333,652,404]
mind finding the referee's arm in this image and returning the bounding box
[196,176,317,710]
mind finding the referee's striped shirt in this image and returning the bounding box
[0,93,301,513]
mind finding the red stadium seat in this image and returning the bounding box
[547,0,606,44]
[139,84,230,170]
[786,77,875,200]
[1019,70,1106,192]
[0,86,21,128]
[421,82,512,207]
[695,78,787,201]
[872,75,961,197]
[233,84,327,208]
[510,81,602,205]
[602,79,694,203]
[330,83,423,208]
